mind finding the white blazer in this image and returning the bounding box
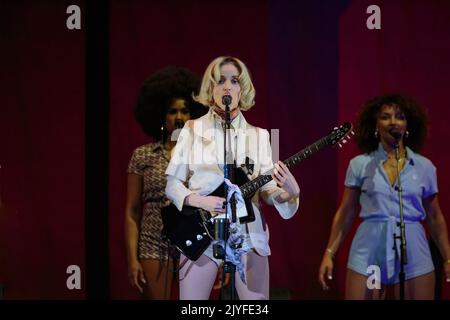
[165,108,299,256]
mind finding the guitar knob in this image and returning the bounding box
[203,232,207,236]
[196,234,203,240]
[185,240,192,247]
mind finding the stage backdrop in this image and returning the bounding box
[1,0,449,300]
[108,0,450,300]
[0,0,86,299]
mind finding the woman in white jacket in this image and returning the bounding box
[165,56,300,300]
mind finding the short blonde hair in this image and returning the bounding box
[194,56,256,111]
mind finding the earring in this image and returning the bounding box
[374,130,379,138]
[160,124,165,143]
[405,130,409,138]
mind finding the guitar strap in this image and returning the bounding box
[256,128,267,231]
[240,128,267,231]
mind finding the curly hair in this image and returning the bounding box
[194,56,256,111]
[134,66,207,140]
[355,94,428,153]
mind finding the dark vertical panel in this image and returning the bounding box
[85,0,110,299]
[268,0,349,299]
[0,0,86,299]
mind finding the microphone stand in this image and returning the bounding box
[224,101,237,300]
[213,97,237,300]
[393,137,407,300]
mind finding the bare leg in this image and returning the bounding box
[345,269,386,300]
[179,254,219,300]
[394,271,435,300]
[141,258,174,300]
[234,251,269,300]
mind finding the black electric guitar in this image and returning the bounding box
[161,122,353,260]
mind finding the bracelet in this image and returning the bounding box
[326,248,335,257]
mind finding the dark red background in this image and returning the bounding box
[1,0,449,299]
[0,0,85,299]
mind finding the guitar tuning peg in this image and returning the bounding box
[347,135,351,139]
[338,143,342,148]
[342,139,347,143]
[351,130,355,135]
[334,127,338,130]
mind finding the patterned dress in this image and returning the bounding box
[127,142,172,260]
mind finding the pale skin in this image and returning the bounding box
[124,99,190,299]
[318,104,450,299]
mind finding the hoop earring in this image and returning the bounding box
[160,124,165,143]
[374,130,379,139]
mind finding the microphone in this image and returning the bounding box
[389,129,402,141]
[222,95,232,107]
[171,119,185,142]
[175,119,184,129]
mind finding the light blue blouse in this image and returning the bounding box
[345,143,438,220]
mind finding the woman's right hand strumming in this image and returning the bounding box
[185,194,226,216]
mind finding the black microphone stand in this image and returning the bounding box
[392,136,407,300]
[213,96,238,300]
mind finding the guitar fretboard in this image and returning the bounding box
[239,136,329,198]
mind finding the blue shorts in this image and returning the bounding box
[347,219,435,285]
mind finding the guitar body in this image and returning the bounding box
[161,167,255,261]
[160,204,214,261]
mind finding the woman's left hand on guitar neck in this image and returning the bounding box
[272,161,300,203]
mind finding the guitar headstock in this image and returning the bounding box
[326,122,354,148]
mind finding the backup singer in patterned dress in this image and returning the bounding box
[318,94,450,299]
[124,66,207,299]
[165,56,300,300]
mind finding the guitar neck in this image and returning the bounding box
[240,136,329,198]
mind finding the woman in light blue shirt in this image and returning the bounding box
[319,94,450,299]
